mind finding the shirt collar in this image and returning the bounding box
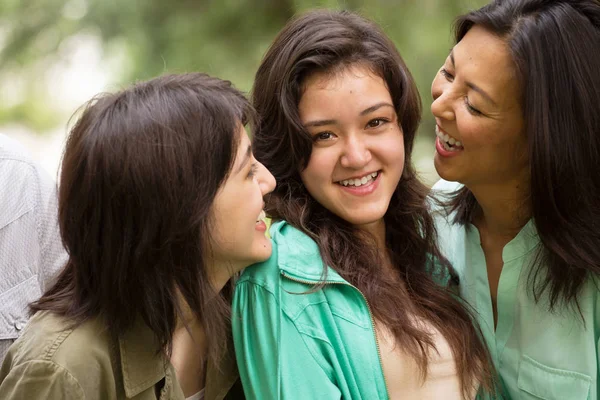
[270,220,347,284]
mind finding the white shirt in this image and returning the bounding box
[0,134,67,362]
[185,389,205,400]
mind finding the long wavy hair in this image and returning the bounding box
[252,10,495,397]
[448,0,600,314]
[31,73,254,364]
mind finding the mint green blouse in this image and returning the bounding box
[432,180,599,400]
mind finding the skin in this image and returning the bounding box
[206,125,276,291]
[298,65,405,251]
[171,125,275,396]
[431,25,530,325]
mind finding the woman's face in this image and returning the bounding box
[298,65,405,233]
[208,125,276,280]
[431,25,528,188]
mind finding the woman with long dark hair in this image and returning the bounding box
[431,0,600,398]
[0,73,275,399]
[232,10,495,399]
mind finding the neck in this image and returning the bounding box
[469,178,530,241]
[206,257,243,293]
[358,219,387,253]
[170,317,207,396]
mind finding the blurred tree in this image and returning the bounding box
[0,0,487,132]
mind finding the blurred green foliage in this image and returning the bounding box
[0,0,488,135]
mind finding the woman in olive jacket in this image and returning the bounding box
[0,72,275,400]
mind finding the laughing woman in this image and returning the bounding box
[232,10,495,400]
[0,73,275,400]
[430,0,600,399]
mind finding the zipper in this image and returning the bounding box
[280,271,390,399]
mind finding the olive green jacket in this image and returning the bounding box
[0,310,243,399]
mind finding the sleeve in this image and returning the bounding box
[232,277,341,400]
[31,165,68,291]
[0,360,85,399]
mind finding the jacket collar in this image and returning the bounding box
[270,220,347,284]
[118,319,239,400]
[119,318,168,398]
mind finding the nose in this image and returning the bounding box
[431,77,455,122]
[340,134,371,169]
[257,162,276,195]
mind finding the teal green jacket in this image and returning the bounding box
[232,220,389,399]
[432,179,600,400]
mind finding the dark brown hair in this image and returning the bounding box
[449,0,600,313]
[31,73,254,363]
[252,10,494,397]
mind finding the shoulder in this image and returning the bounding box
[430,178,463,194]
[0,134,35,162]
[0,134,57,218]
[0,134,43,184]
[427,179,463,222]
[5,311,114,383]
[237,220,324,289]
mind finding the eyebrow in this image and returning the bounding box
[234,144,252,174]
[303,102,395,128]
[449,50,498,107]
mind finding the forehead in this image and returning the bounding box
[454,25,520,103]
[299,65,392,117]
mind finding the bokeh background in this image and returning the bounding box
[0,0,487,183]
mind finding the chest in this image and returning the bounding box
[458,242,599,400]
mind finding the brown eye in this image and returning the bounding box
[366,118,388,128]
[313,132,335,141]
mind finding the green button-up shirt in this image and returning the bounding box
[432,179,600,400]
[0,310,243,399]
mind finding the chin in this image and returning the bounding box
[340,212,386,228]
[251,240,273,264]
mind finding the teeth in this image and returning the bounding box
[256,210,266,222]
[339,172,378,187]
[435,126,463,149]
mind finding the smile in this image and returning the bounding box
[436,125,463,151]
[256,210,266,223]
[337,171,379,187]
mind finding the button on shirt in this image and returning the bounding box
[0,134,67,362]
[432,179,599,400]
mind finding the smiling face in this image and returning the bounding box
[298,65,405,234]
[431,25,528,188]
[207,125,276,284]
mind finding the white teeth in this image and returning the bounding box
[435,126,463,149]
[256,210,266,222]
[339,172,378,187]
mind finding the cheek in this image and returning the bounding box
[300,150,335,184]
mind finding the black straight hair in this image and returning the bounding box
[449,0,600,313]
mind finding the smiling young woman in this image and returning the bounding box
[0,73,275,400]
[231,10,496,400]
[430,1,600,399]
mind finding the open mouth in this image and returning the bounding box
[336,171,379,187]
[436,125,463,152]
[256,210,266,224]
